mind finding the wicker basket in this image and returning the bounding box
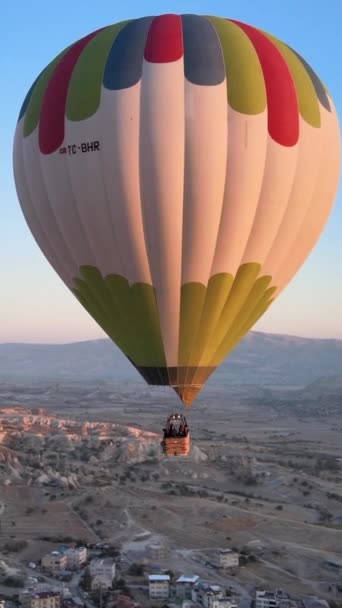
[162,433,190,457]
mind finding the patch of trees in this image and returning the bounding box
[84,494,94,504]
[244,475,259,486]
[2,575,26,587]
[318,508,333,522]
[37,535,87,544]
[239,548,257,565]
[3,540,28,553]
[127,563,145,576]
[90,588,110,607]
[316,456,340,473]
[99,546,120,558]
[164,570,174,580]
[112,577,131,596]
[326,491,342,502]
[80,567,91,592]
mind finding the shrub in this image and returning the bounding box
[128,563,144,576]
[3,576,25,588]
[3,540,28,553]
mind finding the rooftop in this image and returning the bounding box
[31,592,60,599]
[302,599,330,608]
[256,591,276,599]
[177,575,200,584]
[148,575,170,582]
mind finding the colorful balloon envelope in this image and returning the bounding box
[13,15,341,407]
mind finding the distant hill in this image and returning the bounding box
[298,374,342,397]
[1,332,341,388]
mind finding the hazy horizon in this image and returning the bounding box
[1,328,342,346]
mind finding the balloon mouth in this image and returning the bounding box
[132,364,212,407]
[172,385,203,408]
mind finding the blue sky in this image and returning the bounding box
[1,0,341,343]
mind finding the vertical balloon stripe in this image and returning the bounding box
[18,75,41,121]
[66,23,128,121]
[22,131,80,282]
[100,18,154,285]
[189,274,234,366]
[211,109,267,276]
[181,14,225,85]
[39,30,101,154]
[125,283,167,368]
[103,17,153,90]
[39,145,97,274]
[274,105,340,294]
[231,20,299,146]
[181,78,227,285]
[179,77,228,382]
[262,119,322,277]
[140,58,185,367]
[200,263,261,366]
[178,283,207,366]
[289,46,331,111]
[207,17,266,114]
[64,110,123,275]
[74,274,116,335]
[213,277,274,362]
[23,48,71,137]
[179,18,227,385]
[225,297,274,359]
[261,32,320,128]
[212,291,275,366]
[144,14,183,62]
[242,136,298,265]
[99,86,152,284]
[13,124,70,284]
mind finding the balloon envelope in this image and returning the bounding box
[13,15,341,406]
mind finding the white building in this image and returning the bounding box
[208,599,237,608]
[193,584,221,608]
[176,575,200,599]
[148,574,170,601]
[217,549,239,569]
[89,558,115,590]
[41,551,67,575]
[0,600,5,608]
[66,547,87,570]
[203,586,224,608]
[147,543,168,561]
[256,591,290,608]
[20,591,61,608]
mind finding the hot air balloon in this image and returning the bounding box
[13,15,340,426]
